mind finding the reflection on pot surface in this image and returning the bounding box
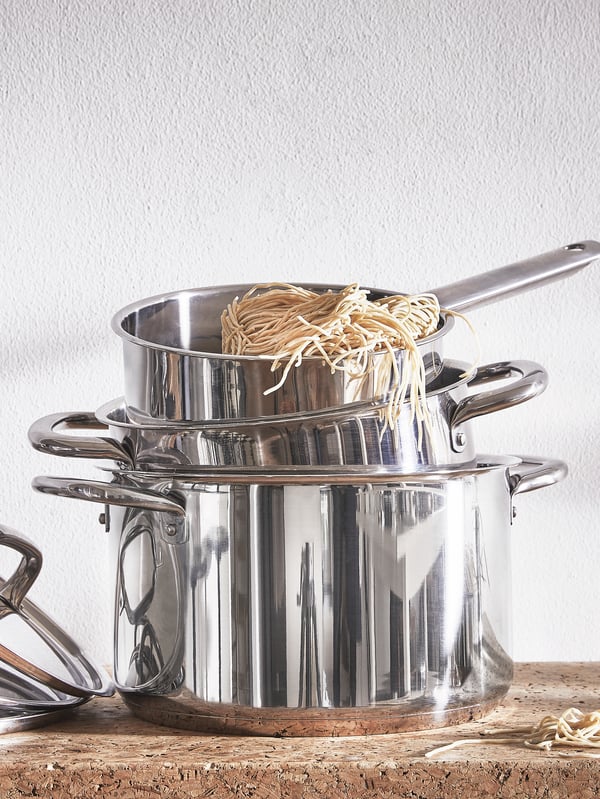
[34,455,565,735]
[111,474,512,733]
[30,360,549,471]
[116,510,186,694]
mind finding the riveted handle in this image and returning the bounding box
[32,475,187,517]
[28,411,133,467]
[451,360,548,430]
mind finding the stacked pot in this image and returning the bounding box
[29,241,599,736]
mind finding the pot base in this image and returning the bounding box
[119,688,510,737]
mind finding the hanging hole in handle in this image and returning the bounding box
[564,243,585,251]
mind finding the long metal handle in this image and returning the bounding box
[0,526,43,620]
[32,475,186,517]
[508,456,568,496]
[431,240,600,312]
[28,412,133,467]
[451,360,548,428]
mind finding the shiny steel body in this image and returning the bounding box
[32,456,566,735]
[28,360,548,471]
[114,286,450,422]
[111,241,599,422]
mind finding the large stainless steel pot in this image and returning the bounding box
[29,360,547,471]
[32,454,567,736]
[111,241,599,421]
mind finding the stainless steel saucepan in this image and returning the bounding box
[29,360,548,471]
[31,454,567,736]
[111,241,599,422]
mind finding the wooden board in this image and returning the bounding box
[1,663,599,798]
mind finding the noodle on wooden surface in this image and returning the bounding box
[425,707,600,759]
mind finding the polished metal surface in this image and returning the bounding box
[0,527,42,621]
[32,454,568,492]
[0,699,89,735]
[32,456,566,735]
[113,284,450,422]
[0,660,87,713]
[28,360,548,471]
[32,475,186,516]
[110,241,598,422]
[0,525,114,699]
[431,240,600,312]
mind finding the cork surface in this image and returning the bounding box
[1,663,599,798]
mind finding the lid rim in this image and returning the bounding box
[0,574,114,702]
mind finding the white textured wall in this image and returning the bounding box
[1,0,599,668]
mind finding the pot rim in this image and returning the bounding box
[110,282,453,360]
[97,359,474,431]
[99,454,521,485]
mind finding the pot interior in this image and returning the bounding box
[112,283,450,357]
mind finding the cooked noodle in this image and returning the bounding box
[221,282,473,439]
[425,707,600,759]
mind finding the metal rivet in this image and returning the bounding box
[98,513,106,525]
[165,523,178,537]
[512,506,518,519]
[453,431,468,451]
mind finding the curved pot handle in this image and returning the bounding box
[28,412,134,468]
[508,456,568,496]
[0,526,43,620]
[32,476,186,517]
[451,360,548,429]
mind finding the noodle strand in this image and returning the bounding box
[425,708,600,759]
[221,282,472,439]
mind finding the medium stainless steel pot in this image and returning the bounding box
[32,454,567,736]
[111,241,599,421]
[28,360,547,471]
